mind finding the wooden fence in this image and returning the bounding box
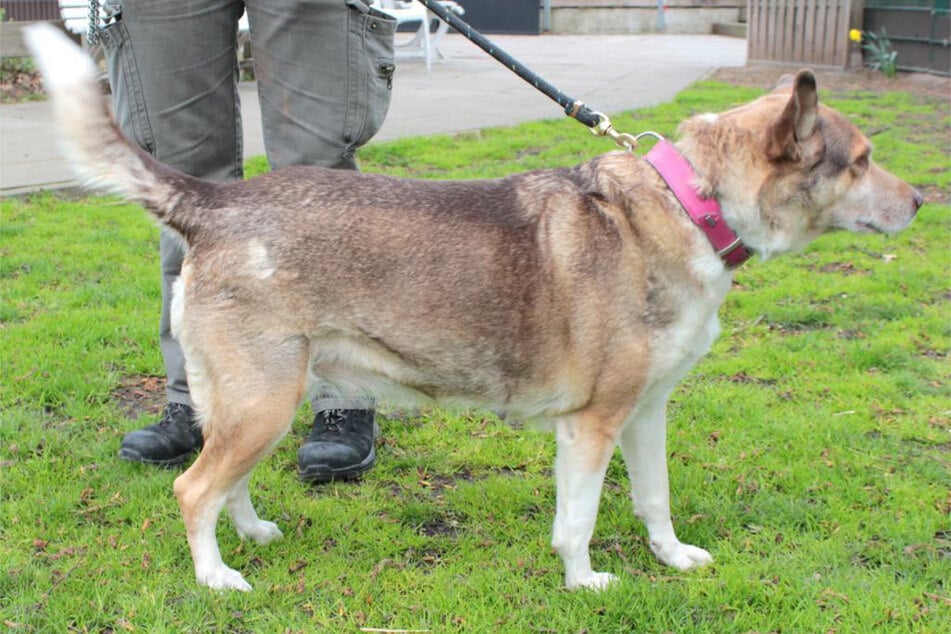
[864,1,950,75]
[748,0,856,68]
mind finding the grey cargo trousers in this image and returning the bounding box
[100,0,395,410]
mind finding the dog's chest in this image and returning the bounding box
[645,269,732,391]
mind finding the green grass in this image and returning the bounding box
[2,81,949,632]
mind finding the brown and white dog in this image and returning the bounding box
[27,25,920,591]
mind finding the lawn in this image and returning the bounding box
[1,79,948,633]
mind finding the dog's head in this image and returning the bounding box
[676,70,922,259]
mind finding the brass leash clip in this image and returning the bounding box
[587,111,638,152]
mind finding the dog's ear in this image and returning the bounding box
[771,74,796,92]
[767,69,819,161]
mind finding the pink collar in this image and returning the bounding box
[644,139,751,269]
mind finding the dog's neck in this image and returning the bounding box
[644,140,752,269]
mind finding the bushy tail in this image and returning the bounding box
[24,24,208,236]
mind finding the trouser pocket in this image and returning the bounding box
[97,1,244,182]
[344,0,396,151]
[98,19,158,156]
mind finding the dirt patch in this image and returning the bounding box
[710,63,950,100]
[419,515,461,537]
[813,262,871,276]
[0,67,44,103]
[111,375,166,420]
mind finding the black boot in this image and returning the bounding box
[118,402,203,467]
[298,409,376,483]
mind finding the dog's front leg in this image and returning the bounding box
[226,473,284,544]
[174,459,250,591]
[619,392,713,571]
[551,409,627,590]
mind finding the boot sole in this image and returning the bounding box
[118,447,195,468]
[298,447,376,483]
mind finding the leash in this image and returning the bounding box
[413,0,638,151]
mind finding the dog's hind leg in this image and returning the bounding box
[551,406,629,591]
[619,390,713,571]
[173,336,308,591]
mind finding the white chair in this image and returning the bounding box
[375,0,464,74]
[237,11,251,71]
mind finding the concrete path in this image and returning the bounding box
[0,33,745,195]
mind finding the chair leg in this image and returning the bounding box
[431,19,450,61]
[422,15,432,74]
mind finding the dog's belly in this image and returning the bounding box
[306,330,583,418]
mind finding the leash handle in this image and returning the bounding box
[412,0,603,129]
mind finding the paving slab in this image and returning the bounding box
[0,33,745,195]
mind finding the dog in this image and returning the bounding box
[26,24,921,592]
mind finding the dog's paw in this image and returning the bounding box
[198,565,253,592]
[651,540,713,571]
[237,519,283,545]
[566,571,618,591]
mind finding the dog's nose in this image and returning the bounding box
[913,190,925,212]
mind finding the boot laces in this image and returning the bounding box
[320,409,347,433]
[157,402,189,430]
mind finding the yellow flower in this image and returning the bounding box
[849,28,862,43]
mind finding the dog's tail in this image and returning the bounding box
[24,24,210,238]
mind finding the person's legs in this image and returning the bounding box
[101,0,244,464]
[246,0,395,481]
[246,0,395,170]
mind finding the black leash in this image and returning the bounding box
[412,0,637,150]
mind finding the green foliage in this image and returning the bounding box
[0,56,35,81]
[862,28,898,78]
[1,82,948,632]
